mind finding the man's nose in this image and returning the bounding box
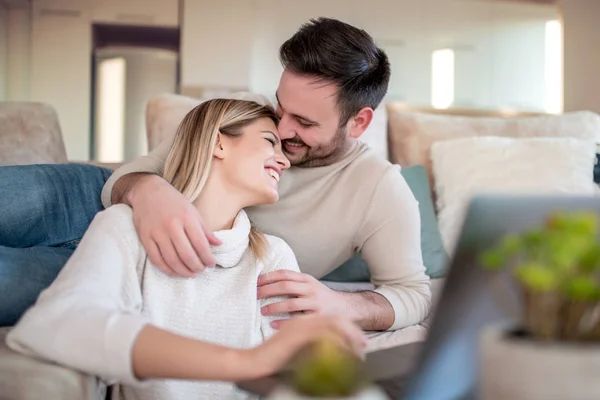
[277,117,295,140]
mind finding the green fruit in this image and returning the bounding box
[290,338,367,397]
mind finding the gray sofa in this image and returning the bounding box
[0,101,447,400]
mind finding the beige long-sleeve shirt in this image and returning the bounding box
[101,133,431,331]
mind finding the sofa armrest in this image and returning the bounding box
[68,160,123,171]
[0,328,107,400]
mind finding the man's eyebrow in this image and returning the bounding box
[275,92,320,126]
[261,130,280,144]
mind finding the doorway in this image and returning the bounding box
[90,23,180,163]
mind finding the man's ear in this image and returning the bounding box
[213,132,226,160]
[349,107,374,139]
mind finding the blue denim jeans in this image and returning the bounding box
[0,164,112,326]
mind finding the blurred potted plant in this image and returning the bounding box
[479,210,600,400]
[267,337,388,399]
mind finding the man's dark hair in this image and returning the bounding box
[279,17,391,127]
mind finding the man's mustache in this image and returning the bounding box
[283,137,307,146]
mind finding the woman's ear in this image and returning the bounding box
[213,132,226,160]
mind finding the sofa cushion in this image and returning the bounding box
[146,92,271,151]
[387,109,600,197]
[322,165,448,282]
[431,136,598,255]
[0,102,68,165]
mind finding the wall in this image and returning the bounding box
[181,0,558,112]
[29,0,92,160]
[5,0,560,161]
[0,4,6,100]
[6,5,30,101]
[12,0,178,161]
[181,0,255,91]
[562,0,600,114]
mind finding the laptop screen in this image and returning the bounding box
[402,195,600,400]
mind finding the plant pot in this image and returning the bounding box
[265,384,389,400]
[479,325,600,400]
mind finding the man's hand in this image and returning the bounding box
[124,174,222,277]
[257,270,347,327]
[258,270,396,331]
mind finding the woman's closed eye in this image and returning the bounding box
[265,137,276,146]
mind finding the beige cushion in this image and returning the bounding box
[0,102,68,165]
[0,327,105,400]
[431,136,598,255]
[387,109,600,191]
[146,92,272,151]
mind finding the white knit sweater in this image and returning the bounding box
[6,204,299,400]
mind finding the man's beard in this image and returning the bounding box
[283,126,351,168]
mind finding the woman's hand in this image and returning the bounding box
[246,314,367,379]
[131,316,365,383]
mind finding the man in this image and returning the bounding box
[0,17,430,331]
[102,17,431,332]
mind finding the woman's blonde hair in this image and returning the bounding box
[163,98,279,260]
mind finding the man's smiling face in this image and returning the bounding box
[274,69,352,168]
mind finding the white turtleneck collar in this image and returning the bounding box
[211,209,251,268]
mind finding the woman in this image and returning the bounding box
[6,99,366,400]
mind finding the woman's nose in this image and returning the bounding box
[276,151,291,171]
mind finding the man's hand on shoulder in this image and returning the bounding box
[257,270,348,327]
[122,174,222,277]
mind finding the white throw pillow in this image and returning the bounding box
[387,110,600,196]
[431,136,598,255]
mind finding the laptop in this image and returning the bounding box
[237,195,600,399]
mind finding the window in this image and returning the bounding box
[95,57,126,162]
[544,20,563,114]
[431,49,455,109]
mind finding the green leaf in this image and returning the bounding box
[549,237,591,272]
[522,230,545,248]
[515,263,560,293]
[579,245,600,272]
[564,275,600,302]
[480,250,505,270]
[500,235,522,254]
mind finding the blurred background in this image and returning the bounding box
[0,0,592,164]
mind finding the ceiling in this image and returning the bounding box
[0,0,31,7]
[484,0,556,3]
[0,0,558,11]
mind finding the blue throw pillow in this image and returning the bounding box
[322,165,448,282]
